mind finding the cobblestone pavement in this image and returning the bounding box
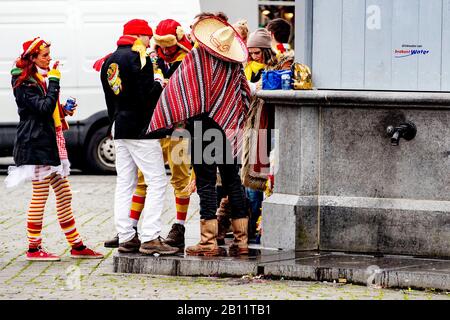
[0,173,449,300]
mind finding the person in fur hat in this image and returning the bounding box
[147,16,251,257]
[154,19,193,75]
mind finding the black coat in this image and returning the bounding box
[100,45,166,139]
[11,76,61,166]
[157,58,182,79]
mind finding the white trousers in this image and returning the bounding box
[113,139,168,243]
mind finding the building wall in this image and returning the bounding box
[199,0,258,31]
[308,0,450,91]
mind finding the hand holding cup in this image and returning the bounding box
[64,97,77,116]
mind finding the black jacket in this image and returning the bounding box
[157,58,182,79]
[11,76,61,166]
[100,45,166,139]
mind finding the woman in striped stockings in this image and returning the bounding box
[5,37,103,261]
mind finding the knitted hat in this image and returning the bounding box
[153,19,193,52]
[21,37,50,58]
[192,16,248,63]
[123,19,153,36]
[247,28,272,49]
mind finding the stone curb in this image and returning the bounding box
[114,250,450,291]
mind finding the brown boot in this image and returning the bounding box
[139,236,179,255]
[118,233,141,253]
[186,219,226,256]
[217,215,231,245]
[164,223,185,249]
[216,197,231,245]
[229,218,249,256]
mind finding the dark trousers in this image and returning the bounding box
[187,116,247,220]
[246,188,263,237]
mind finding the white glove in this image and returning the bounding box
[154,72,164,85]
[248,81,257,96]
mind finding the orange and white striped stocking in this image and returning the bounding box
[27,178,51,249]
[49,174,83,248]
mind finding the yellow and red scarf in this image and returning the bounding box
[244,60,265,81]
[155,45,187,64]
[93,35,147,71]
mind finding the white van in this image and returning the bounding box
[0,0,201,173]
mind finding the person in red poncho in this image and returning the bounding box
[147,16,251,257]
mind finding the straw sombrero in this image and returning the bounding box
[192,16,248,63]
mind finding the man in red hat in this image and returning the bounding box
[153,19,193,77]
[99,19,178,256]
[104,19,194,252]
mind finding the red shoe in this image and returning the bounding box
[26,247,61,261]
[70,246,104,259]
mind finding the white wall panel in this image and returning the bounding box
[312,0,343,89]
[312,0,448,91]
[341,0,366,89]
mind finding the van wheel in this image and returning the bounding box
[86,126,116,173]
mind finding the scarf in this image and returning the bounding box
[275,43,290,54]
[36,66,48,77]
[244,60,265,81]
[156,46,187,63]
[93,35,148,71]
[148,46,251,156]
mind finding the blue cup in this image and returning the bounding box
[65,97,76,111]
[281,73,292,90]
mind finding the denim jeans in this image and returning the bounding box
[187,116,247,220]
[246,188,263,237]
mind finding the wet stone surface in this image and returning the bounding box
[115,245,450,291]
[0,174,449,299]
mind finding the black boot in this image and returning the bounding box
[104,227,137,248]
[104,234,119,248]
[164,223,185,249]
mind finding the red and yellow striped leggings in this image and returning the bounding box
[27,174,83,249]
